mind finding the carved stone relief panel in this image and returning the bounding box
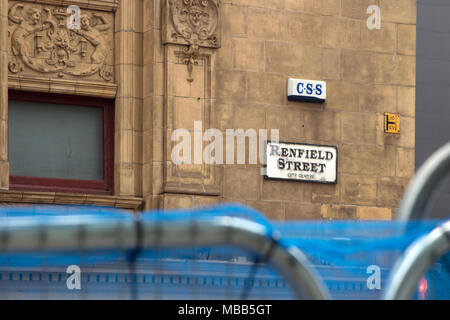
[162,0,221,49]
[7,1,114,83]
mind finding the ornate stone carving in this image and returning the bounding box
[163,0,220,48]
[7,1,114,82]
[181,44,199,83]
[163,0,220,82]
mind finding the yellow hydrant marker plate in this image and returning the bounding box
[385,113,400,134]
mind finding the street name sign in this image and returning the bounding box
[265,141,337,184]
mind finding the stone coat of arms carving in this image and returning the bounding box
[7,1,114,82]
[163,0,220,48]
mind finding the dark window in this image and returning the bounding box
[8,90,114,194]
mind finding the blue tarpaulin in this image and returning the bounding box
[0,204,448,300]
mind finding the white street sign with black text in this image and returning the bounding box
[265,141,337,184]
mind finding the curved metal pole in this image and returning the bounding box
[0,216,330,300]
[383,221,450,300]
[396,142,450,221]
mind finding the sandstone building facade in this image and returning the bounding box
[0,0,417,220]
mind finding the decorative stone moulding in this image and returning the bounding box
[162,0,221,83]
[7,1,116,96]
[8,74,118,98]
[161,1,222,197]
[163,45,220,196]
[18,0,119,12]
[0,190,144,211]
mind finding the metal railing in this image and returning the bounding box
[385,142,450,299]
[396,142,450,221]
[3,142,450,300]
[0,215,330,300]
[384,220,450,300]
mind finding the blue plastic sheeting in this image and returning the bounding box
[0,203,448,300]
[274,220,440,268]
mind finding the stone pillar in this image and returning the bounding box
[0,0,9,190]
[160,0,222,205]
[115,0,144,196]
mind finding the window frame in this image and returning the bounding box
[8,90,115,195]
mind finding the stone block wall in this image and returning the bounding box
[0,0,417,220]
[151,0,417,220]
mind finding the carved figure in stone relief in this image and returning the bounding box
[8,4,54,72]
[67,13,112,79]
[79,14,110,64]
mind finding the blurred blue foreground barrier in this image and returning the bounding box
[0,204,448,300]
[2,143,450,300]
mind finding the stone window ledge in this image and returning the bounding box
[0,190,143,211]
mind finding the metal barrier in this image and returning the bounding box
[384,221,450,300]
[386,142,450,299]
[396,142,450,221]
[0,215,330,300]
[4,143,450,300]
